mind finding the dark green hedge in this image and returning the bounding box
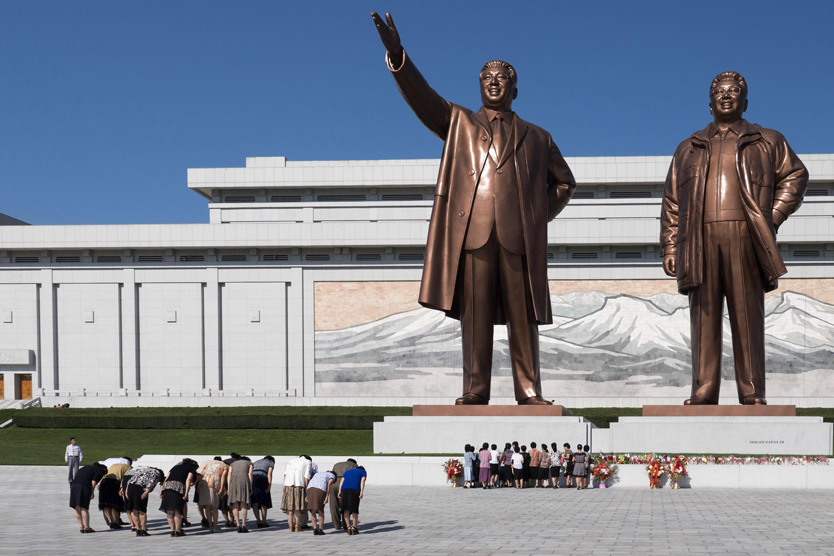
[568,407,643,429]
[12,406,411,430]
[12,406,834,431]
[14,413,383,430]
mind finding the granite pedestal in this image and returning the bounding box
[374,409,594,454]
[609,405,832,455]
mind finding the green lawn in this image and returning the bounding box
[4,406,833,465]
[0,427,373,465]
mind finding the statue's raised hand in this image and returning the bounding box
[371,12,403,66]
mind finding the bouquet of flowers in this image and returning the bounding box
[645,459,667,489]
[443,458,463,486]
[591,461,618,487]
[669,456,688,489]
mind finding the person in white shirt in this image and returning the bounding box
[281,455,312,532]
[510,446,524,489]
[100,456,131,468]
[65,437,82,483]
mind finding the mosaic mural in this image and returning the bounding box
[315,289,834,399]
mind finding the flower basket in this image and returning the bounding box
[591,461,618,488]
[645,459,667,489]
[669,456,688,489]
[442,458,463,487]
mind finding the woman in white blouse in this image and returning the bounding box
[281,455,312,532]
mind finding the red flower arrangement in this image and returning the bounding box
[591,461,618,487]
[669,455,688,489]
[442,458,463,485]
[645,459,667,489]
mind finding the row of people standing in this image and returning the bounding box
[463,442,593,489]
[68,454,367,537]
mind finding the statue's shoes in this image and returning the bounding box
[518,396,553,406]
[455,393,488,405]
[683,396,714,405]
[741,395,767,405]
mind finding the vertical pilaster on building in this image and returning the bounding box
[290,266,308,397]
[203,267,221,391]
[120,269,139,390]
[37,269,57,391]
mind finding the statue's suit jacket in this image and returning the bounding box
[661,119,808,294]
[388,52,576,324]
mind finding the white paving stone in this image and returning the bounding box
[4,466,834,555]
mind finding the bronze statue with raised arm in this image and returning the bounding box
[371,12,576,405]
[660,71,808,406]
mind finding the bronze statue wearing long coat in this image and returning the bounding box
[373,12,574,404]
[385,52,576,325]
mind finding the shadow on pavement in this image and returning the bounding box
[354,520,403,535]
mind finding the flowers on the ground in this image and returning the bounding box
[442,458,463,483]
[596,453,828,466]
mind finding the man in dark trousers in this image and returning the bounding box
[661,71,808,405]
[329,458,357,530]
[372,12,575,405]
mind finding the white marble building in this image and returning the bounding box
[1,154,833,407]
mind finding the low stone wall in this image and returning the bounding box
[133,455,834,489]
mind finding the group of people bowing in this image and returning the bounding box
[68,453,367,537]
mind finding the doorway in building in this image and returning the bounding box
[0,375,4,399]
[15,374,32,400]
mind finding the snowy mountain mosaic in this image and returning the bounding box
[314,291,834,398]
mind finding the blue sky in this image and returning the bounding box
[1,0,832,225]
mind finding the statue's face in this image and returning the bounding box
[710,79,747,122]
[479,67,517,111]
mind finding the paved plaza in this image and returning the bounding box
[4,466,834,555]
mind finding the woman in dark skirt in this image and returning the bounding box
[538,444,551,488]
[159,458,198,537]
[338,466,367,535]
[251,456,275,528]
[549,443,561,488]
[571,444,587,490]
[501,443,514,487]
[69,463,107,533]
[124,466,164,537]
[119,472,134,529]
[563,443,574,488]
[98,461,132,529]
[521,445,531,487]
[98,478,124,524]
